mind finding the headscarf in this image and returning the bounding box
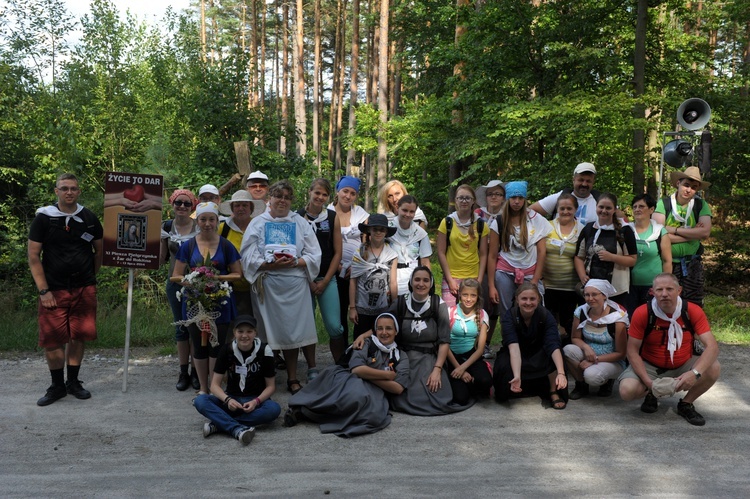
[169,189,198,210]
[577,279,629,329]
[504,181,528,199]
[336,176,361,193]
[195,202,220,218]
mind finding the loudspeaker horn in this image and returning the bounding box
[663,139,693,168]
[677,98,711,130]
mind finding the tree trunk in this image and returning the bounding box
[334,0,349,172]
[328,0,343,164]
[449,0,470,206]
[632,0,647,195]
[294,0,307,157]
[313,0,322,171]
[200,0,207,64]
[345,0,361,174]
[251,0,259,109]
[376,0,389,192]
[280,1,289,156]
[260,0,267,116]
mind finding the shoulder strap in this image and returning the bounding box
[220,222,231,239]
[445,216,453,247]
[661,196,672,218]
[607,323,617,340]
[187,238,197,267]
[590,189,601,202]
[162,219,173,232]
[692,197,703,222]
[476,218,485,250]
[397,295,407,321]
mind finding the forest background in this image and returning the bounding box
[1,0,749,350]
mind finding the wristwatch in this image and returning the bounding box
[691,368,702,379]
[39,289,49,296]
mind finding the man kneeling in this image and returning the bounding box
[619,273,720,426]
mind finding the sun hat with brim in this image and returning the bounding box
[476,180,505,208]
[358,213,397,237]
[669,166,711,190]
[219,190,267,216]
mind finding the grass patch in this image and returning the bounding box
[704,294,750,346]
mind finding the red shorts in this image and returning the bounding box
[38,285,98,348]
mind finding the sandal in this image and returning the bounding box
[287,379,302,394]
[283,407,303,427]
[550,391,567,410]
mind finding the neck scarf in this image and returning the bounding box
[670,193,694,228]
[36,204,84,228]
[592,220,614,246]
[454,306,477,336]
[349,243,398,279]
[449,211,474,228]
[303,206,328,232]
[406,295,431,317]
[553,218,580,256]
[232,338,261,391]
[651,296,684,364]
[577,301,629,329]
[225,217,245,234]
[370,334,400,362]
[628,219,663,249]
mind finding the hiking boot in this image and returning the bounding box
[37,384,67,406]
[482,346,495,359]
[641,391,658,414]
[597,379,615,397]
[65,379,91,400]
[190,368,200,390]
[202,422,218,438]
[569,381,590,400]
[176,372,190,391]
[677,399,706,426]
[236,427,256,445]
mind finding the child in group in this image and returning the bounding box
[389,195,432,296]
[193,315,281,445]
[284,313,410,437]
[349,214,399,340]
[446,279,493,405]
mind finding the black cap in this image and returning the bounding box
[233,315,257,329]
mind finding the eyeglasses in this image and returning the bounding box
[248,183,268,190]
[486,192,505,198]
[456,196,474,203]
[272,194,293,201]
[173,200,192,207]
[56,186,80,192]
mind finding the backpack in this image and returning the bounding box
[640,299,704,356]
[550,188,602,219]
[445,216,485,250]
[218,221,232,239]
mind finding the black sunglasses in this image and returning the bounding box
[173,200,192,207]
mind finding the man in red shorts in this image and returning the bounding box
[619,273,720,425]
[28,173,103,406]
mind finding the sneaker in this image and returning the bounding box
[176,372,191,391]
[236,427,256,445]
[482,346,495,359]
[65,379,91,400]
[307,368,320,381]
[569,381,590,400]
[190,368,201,390]
[597,379,614,397]
[37,384,67,406]
[202,422,218,438]
[640,391,658,414]
[677,399,706,426]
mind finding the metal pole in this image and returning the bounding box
[122,268,134,392]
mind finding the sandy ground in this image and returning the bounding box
[1,344,749,498]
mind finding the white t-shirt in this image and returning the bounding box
[536,190,598,226]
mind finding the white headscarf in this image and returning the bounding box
[578,279,629,329]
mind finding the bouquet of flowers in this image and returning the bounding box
[174,251,232,347]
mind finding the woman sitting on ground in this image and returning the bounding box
[353,266,472,415]
[284,313,409,437]
[493,283,568,409]
[563,279,628,399]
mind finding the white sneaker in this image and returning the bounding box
[202,422,218,438]
[236,427,256,445]
[483,346,495,359]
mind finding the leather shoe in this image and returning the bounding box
[190,368,200,390]
[66,379,91,399]
[37,384,67,406]
[176,372,190,391]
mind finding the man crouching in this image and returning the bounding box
[619,273,720,426]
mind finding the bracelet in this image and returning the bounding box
[349,305,356,309]
[255,397,262,406]
[557,373,565,376]
[224,395,233,405]
[434,365,442,370]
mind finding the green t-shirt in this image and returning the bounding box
[631,224,667,286]
[655,197,712,258]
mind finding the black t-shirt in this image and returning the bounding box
[213,340,275,397]
[297,208,336,278]
[28,206,103,290]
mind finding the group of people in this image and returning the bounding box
[27,164,722,446]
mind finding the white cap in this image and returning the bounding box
[198,184,220,196]
[573,162,597,175]
[246,171,269,183]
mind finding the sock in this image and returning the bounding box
[180,364,189,374]
[67,364,80,382]
[51,368,64,387]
